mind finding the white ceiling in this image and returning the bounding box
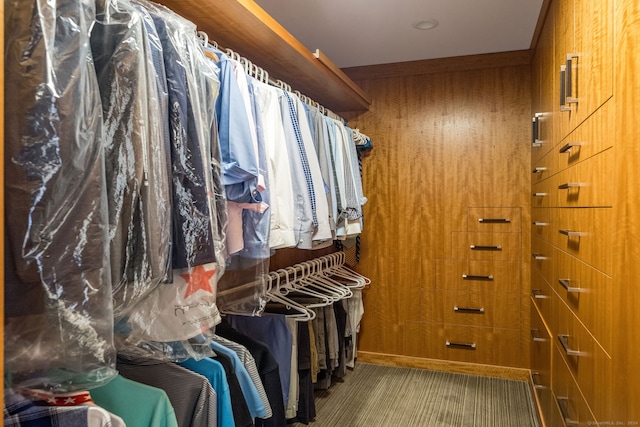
[254,0,545,68]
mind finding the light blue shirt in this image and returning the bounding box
[210,340,268,419]
[212,49,260,204]
[178,358,235,427]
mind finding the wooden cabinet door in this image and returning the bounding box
[533,3,557,166]
[555,0,613,141]
[573,0,614,125]
[554,0,577,142]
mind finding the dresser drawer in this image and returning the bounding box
[531,304,553,426]
[555,297,613,421]
[555,100,614,174]
[532,236,554,284]
[532,179,554,208]
[552,249,613,353]
[532,144,558,185]
[441,325,522,367]
[531,267,555,330]
[452,232,521,261]
[552,344,597,427]
[467,207,521,232]
[435,259,520,292]
[551,148,614,208]
[420,288,520,330]
[443,290,520,329]
[532,207,554,244]
[551,207,613,275]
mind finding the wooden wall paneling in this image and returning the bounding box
[613,0,640,422]
[345,56,532,368]
[268,247,335,271]
[342,50,532,81]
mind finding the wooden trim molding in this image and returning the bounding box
[342,50,533,81]
[357,351,532,382]
[530,0,553,51]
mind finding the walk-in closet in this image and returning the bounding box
[3,0,639,426]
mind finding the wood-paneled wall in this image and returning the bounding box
[613,0,640,420]
[342,53,532,368]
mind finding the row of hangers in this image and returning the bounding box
[195,31,358,127]
[265,252,370,321]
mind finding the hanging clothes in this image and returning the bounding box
[4,0,117,392]
[116,355,217,427]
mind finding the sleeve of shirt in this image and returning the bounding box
[214,53,259,199]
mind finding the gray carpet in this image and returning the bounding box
[297,363,540,427]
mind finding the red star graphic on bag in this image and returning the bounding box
[180,265,216,298]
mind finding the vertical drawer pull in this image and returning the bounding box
[558,334,584,357]
[558,279,583,294]
[531,372,546,390]
[533,192,548,197]
[565,53,580,104]
[558,182,582,189]
[470,245,502,251]
[532,253,547,260]
[530,329,547,342]
[559,65,572,112]
[478,218,511,223]
[532,221,549,226]
[531,289,547,299]
[559,142,582,153]
[532,167,547,173]
[556,397,579,426]
[532,113,543,147]
[446,341,476,350]
[454,306,485,314]
[462,274,494,281]
[559,229,583,237]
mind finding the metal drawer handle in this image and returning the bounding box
[446,341,476,350]
[559,279,583,294]
[559,142,583,153]
[532,221,549,226]
[558,334,583,357]
[559,229,583,237]
[565,53,580,104]
[531,329,547,342]
[532,167,547,174]
[462,274,494,281]
[532,253,548,260]
[454,306,485,314]
[558,182,582,189]
[478,218,511,223]
[557,397,579,426]
[533,192,548,197]
[560,65,572,112]
[531,372,546,390]
[470,245,502,251]
[531,289,548,299]
[532,113,543,147]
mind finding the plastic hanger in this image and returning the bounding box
[266,270,315,321]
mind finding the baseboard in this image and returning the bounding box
[357,351,531,381]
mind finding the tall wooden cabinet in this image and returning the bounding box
[529,0,639,425]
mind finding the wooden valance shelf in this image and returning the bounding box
[158,0,371,113]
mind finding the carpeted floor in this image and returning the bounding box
[295,363,540,427]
